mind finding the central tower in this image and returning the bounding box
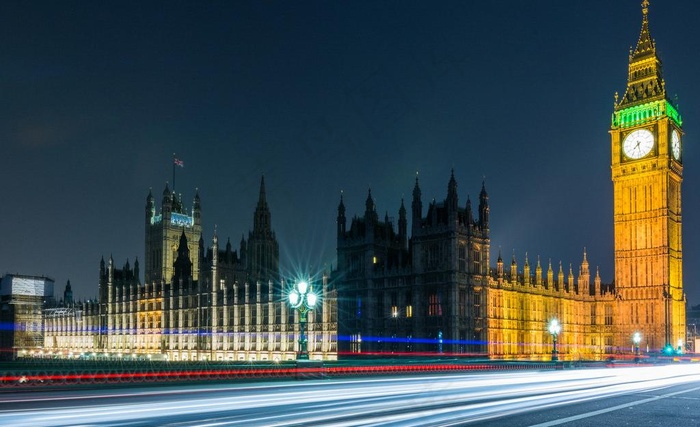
[610,1,685,352]
[145,185,202,285]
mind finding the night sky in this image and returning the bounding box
[3,1,700,305]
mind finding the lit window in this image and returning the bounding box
[391,306,398,318]
[406,305,413,318]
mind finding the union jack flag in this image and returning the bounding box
[174,158,184,167]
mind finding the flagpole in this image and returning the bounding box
[172,153,176,193]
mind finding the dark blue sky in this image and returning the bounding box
[2,1,700,304]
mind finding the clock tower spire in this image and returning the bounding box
[610,1,685,353]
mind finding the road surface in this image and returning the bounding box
[1,364,699,426]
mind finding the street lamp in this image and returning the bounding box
[548,319,561,362]
[288,280,318,360]
[632,332,641,363]
[663,285,671,351]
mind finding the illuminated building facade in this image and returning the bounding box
[145,183,202,285]
[334,2,688,360]
[40,2,687,362]
[44,178,338,361]
[610,0,686,352]
[334,174,615,359]
[487,254,615,360]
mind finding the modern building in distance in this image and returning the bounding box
[43,178,338,361]
[0,274,54,360]
[610,0,686,352]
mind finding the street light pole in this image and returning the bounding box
[632,332,641,363]
[548,319,561,362]
[288,280,318,360]
[663,285,671,353]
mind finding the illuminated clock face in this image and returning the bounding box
[623,129,655,159]
[671,129,681,160]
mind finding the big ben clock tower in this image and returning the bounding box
[611,1,685,352]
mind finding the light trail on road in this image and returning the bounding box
[1,364,699,426]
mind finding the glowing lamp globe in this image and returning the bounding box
[298,281,308,295]
[289,290,300,306]
[307,292,317,307]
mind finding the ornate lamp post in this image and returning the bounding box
[548,319,561,362]
[288,280,318,360]
[632,332,641,363]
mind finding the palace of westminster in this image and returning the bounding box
[1,2,687,361]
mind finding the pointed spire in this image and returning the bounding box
[557,261,564,290]
[337,191,347,237]
[413,173,421,200]
[447,169,458,211]
[497,248,504,279]
[253,175,272,234]
[365,188,378,224]
[338,191,345,214]
[633,0,654,59]
[258,175,267,205]
[193,188,201,221]
[466,195,474,224]
[365,188,375,213]
[478,180,489,229]
[523,252,531,286]
[64,280,73,305]
[412,173,423,230]
[618,0,665,109]
[178,229,188,251]
[172,229,192,284]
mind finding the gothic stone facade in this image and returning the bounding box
[44,178,338,361]
[333,174,617,360]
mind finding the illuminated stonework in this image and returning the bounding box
[610,1,686,351]
[44,179,338,362]
[612,99,682,129]
[145,184,202,286]
[487,254,615,360]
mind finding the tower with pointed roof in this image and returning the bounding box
[246,176,280,290]
[144,185,202,285]
[610,1,685,351]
